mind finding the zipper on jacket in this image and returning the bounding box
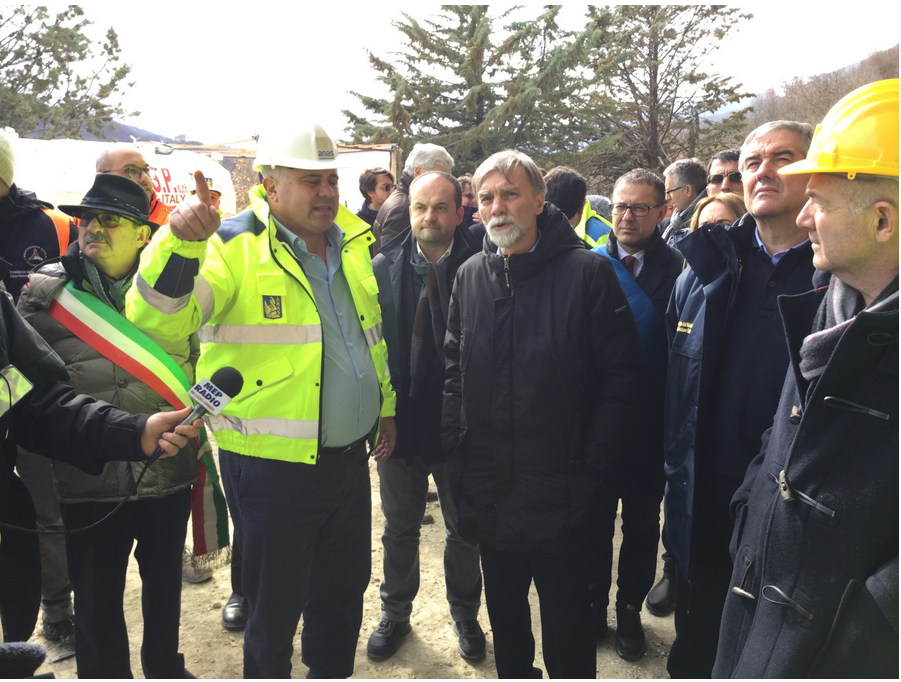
[503,254,514,295]
[768,471,835,517]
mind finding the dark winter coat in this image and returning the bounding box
[371,172,412,256]
[605,227,684,318]
[373,223,481,463]
[441,202,644,552]
[603,227,683,494]
[0,291,148,642]
[356,200,379,227]
[713,272,899,678]
[16,246,198,503]
[0,184,76,302]
[663,214,815,574]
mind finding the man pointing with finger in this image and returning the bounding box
[126,122,397,679]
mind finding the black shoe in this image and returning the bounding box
[367,619,411,661]
[42,616,76,650]
[222,593,249,630]
[454,619,486,661]
[645,571,676,616]
[615,604,646,661]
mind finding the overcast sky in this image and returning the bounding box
[89,3,897,145]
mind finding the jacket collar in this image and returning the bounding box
[481,202,585,274]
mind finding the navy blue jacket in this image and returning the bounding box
[713,274,898,678]
[0,185,76,302]
[663,214,815,573]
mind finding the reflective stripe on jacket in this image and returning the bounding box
[574,202,612,247]
[126,185,395,464]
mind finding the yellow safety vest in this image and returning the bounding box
[126,185,395,464]
[574,201,612,248]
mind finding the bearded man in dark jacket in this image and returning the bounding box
[442,150,644,679]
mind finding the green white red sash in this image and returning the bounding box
[48,281,229,557]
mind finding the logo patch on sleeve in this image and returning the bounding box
[263,295,283,319]
[676,321,693,334]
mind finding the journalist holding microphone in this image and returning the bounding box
[125,121,397,679]
[16,172,205,678]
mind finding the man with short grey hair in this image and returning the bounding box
[442,149,644,678]
[663,119,816,677]
[662,158,708,248]
[372,143,454,254]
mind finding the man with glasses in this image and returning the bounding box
[662,159,707,249]
[96,147,169,227]
[589,169,682,660]
[706,149,743,197]
[17,173,199,678]
[356,167,395,227]
[663,120,816,678]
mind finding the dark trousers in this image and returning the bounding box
[61,488,191,679]
[589,489,662,617]
[220,447,372,679]
[480,543,595,679]
[16,447,73,623]
[667,474,741,679]
[218,452,243,597]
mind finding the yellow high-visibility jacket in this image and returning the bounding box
[575,201,612,248]
[125,185,395,464]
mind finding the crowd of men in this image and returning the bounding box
[0,77,896,679]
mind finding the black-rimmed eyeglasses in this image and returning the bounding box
[611,203,663,217]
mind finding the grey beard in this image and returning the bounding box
[486,217,527,249]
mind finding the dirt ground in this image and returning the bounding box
[33,456,675,679]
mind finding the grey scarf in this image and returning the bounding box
[799,275,899,384]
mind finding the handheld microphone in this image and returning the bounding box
[146,366,244,466]
[0,366,245,536]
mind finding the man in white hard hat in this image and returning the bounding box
[126,122,397,678]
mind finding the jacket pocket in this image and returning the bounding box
[806,579,899,678]
[232,354,295,403]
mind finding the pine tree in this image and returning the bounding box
[343,6,590,174]
[580,5,753,186]
[0,5,136,139]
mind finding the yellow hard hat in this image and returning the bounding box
[781,78,898,179]
[252,121,339,173]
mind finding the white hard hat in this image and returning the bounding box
[252,121,339,172]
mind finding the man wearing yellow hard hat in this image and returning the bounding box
[713,79,898,678]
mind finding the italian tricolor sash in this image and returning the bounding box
[48,281,229,557]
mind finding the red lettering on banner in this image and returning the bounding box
[161,168,172,193]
